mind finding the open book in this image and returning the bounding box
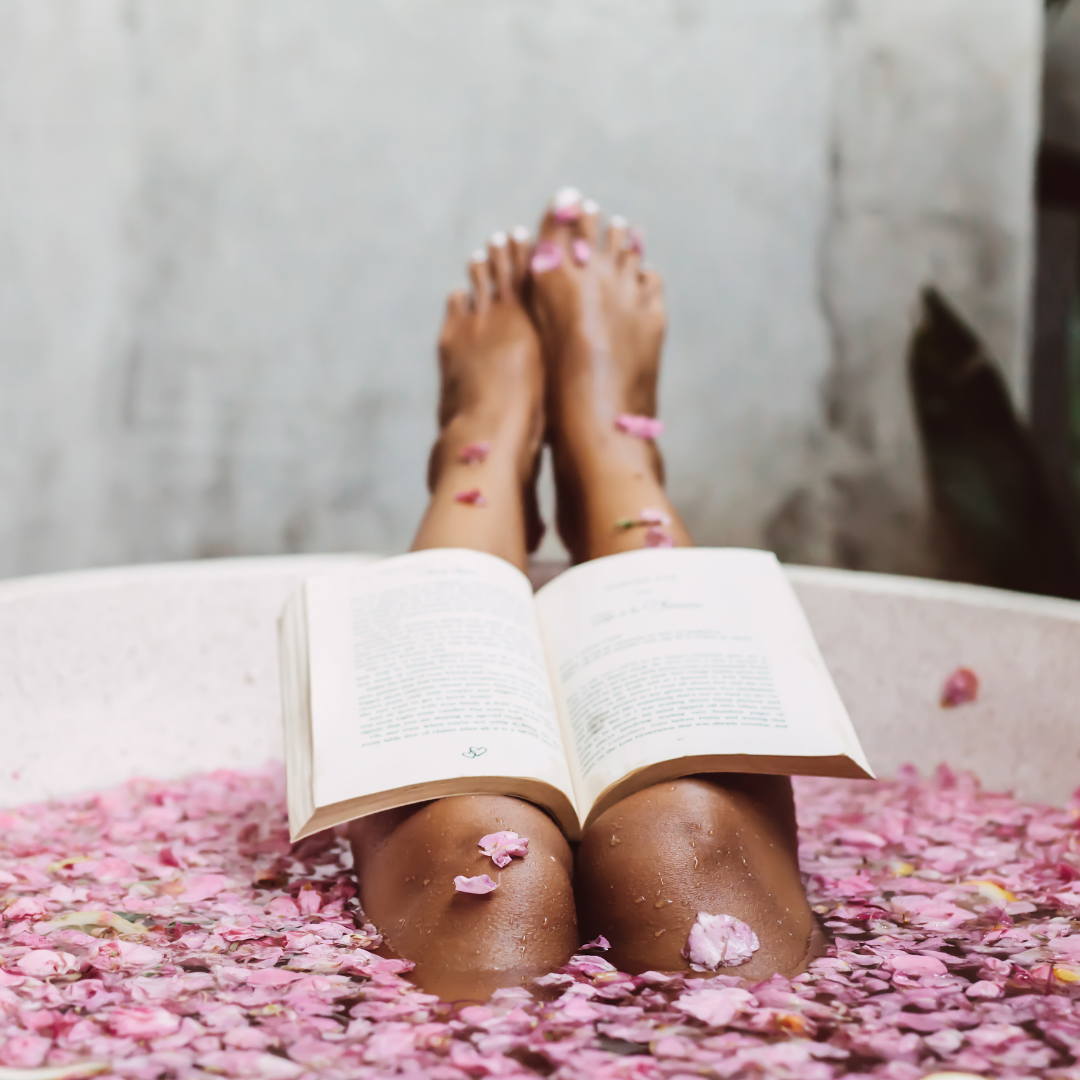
[280,547,872,842]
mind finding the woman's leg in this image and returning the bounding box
[529,191,818,980]
[349,234,578,1002]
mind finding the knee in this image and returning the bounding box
[577,775,797,885]
[351,794,573,881]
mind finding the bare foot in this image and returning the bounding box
[414,230,546,560]
[529,190,816,980]
[526,188,668,561]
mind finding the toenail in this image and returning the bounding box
[625,227,644,256]
[530,240,563,275]
[610,214,628,228]
[582,198,599,215]
[511,225,530,242]
[489,231,507,248]
[552,186,582,210]
[571,238,591,266]
[470,249,487,264]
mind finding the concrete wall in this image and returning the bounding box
[0,0,1041,577]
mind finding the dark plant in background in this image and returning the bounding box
[909,288,1080,600]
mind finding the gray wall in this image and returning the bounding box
[0,0,1041,577]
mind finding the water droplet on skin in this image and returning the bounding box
[654,929,665,937]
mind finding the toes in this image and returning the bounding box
[538,185,583,244]
[468,249,492,313]
[488,231,512,300]
[606,214,628,255]
[508,225,532,292]
[640,267,663,304]
[445,287,469,319]
[579,198,600,245]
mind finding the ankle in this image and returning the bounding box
[430,413,539,492]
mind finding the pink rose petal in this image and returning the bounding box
[675,987,755,1027]
[614,414,664,440]
[644,526,674,548]
[581,935,611,951]
[454,488,487,506]
[477,831,528,869]
[454,874,499,894]
[178,873,229,903]
[530,240,563,274]
[680,912,760,971]
[638,507,671,526]
[941,666,979,707]
[571,238,591,265]
[109,1005,182,1039]
[15,949,78,977]
[459,441,490,465]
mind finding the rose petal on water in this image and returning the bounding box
[940,666,979,707]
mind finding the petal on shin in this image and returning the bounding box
[459,441,491,465]
[454,489,487,506]
[614,414,664,440]
[644,526,674,548]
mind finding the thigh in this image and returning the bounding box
[575,775,816,980]
[349,794,577,1000]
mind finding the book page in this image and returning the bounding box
[305,548,577,824]
[534,548,871,817]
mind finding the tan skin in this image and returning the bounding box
[350,197,817,1002]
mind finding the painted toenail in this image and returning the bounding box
[552,186,583,224]
[552,186,582,209]
[626,227,644,256]
[489,230,507,247]
[530,240,563,274]
[582,198,599,215]
[470,249,487,264]
[511,225,530,242]
[571,239,591,266]
[610,214,628,229]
